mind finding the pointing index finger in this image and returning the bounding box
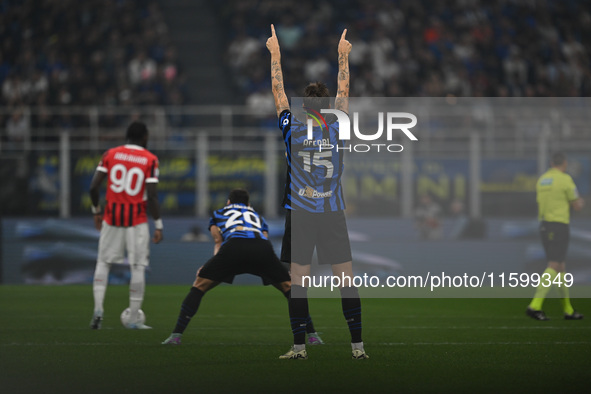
[341,29,347,40]
[271,24,276,36]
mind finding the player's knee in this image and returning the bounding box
[332,261,353,277]
[290,275,303,286]
[194,277,217,293]
[94,261,111,279]
[278,281,291,293]
[290,269,310,287]
[96,261,111,268]
[130,264,145,279]
[130,263,145,272]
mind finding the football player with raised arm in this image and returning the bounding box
[267,25,368,360]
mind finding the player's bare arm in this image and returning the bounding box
[335,29,352,114]
[89,170,107,231]
[146,183,163,243]
[266,24,289,117]
[210,225,223,255]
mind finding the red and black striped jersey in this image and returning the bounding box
[96,144,159,227]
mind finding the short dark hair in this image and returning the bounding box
[126,121,148,142]
[228,189,249,205]
[552,152,566,166]
[303,82,330,112]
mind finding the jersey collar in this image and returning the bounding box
[124,144,145,150]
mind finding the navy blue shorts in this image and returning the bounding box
[199,238,290,285]
[281,209,352,265]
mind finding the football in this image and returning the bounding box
[120,308,146,328]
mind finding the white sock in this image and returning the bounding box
[128,264,145,322]
[352,342,364,351]
[294,344,306,352]
[93,262,110,315]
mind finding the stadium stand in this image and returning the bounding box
[1,0,590,146]
[3,1,589,111]
[0,0,189,134]
[0,0,590,219]
[215,0,591,101]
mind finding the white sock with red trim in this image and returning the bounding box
[128,264,145,323]
[93,261,110,315]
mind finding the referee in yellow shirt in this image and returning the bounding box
[527,152,584,320]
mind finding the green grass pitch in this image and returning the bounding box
[1,285,590,393]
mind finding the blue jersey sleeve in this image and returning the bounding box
[278,110,291,141]
[208,213,217,230]
[261,217,269,233]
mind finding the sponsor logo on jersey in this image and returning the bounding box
[298,185,333,199]
[303,138,331,147]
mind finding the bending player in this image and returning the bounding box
[267,25,368,359]
[89,121,163,329]
[162,189,292,345]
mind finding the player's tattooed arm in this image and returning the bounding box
[271,59,289,116]
[266,24,290,117]
[147,183,163,243]
[336,29,352,114]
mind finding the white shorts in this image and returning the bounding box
[97,222,150,266]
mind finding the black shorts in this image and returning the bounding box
[198,238,290,285]
[281,209,352,266]
[540,221,570,262]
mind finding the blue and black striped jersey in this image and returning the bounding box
[279,109,346,212]
[209,203,269,243]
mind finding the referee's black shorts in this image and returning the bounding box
[539,221,570,263]
[281,209,352,266]
[198,238,290,285]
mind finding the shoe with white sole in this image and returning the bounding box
[90,313,103,330]
[162,334,182,345]
[279,346,308,360]
[352,349,369,359]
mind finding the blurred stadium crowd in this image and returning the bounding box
[0,0,188,141]
[1,0,591,143]
[216,0,591,106]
